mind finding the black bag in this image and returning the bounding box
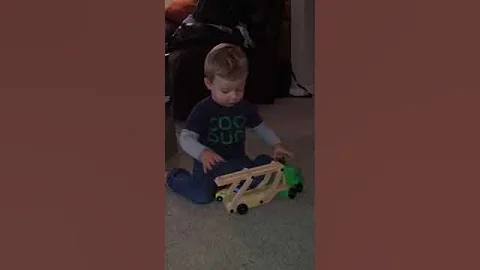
[192,0,252,28]
[166,23,243,53]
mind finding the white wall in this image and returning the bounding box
[291,0,315,93]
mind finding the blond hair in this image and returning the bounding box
[204,43,249,82]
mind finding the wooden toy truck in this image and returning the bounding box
[213,160,304,215]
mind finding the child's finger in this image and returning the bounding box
[280,149,293,158]
[203,160,212,173]
[203,163,208,173]
[209,158,217,168]
[211,152,222,161]
[205,163,212,173]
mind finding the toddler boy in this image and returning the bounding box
[166,43,293,204]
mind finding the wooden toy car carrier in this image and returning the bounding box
[214,160,304,215]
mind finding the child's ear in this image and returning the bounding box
[204,77,212,90]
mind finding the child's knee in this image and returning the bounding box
[208,162,224,173]
[254,154,273,165]
[249,178,262,189]
[208,161,240,177]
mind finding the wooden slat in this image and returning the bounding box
[214,162,283,186]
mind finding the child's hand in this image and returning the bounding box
[199,148,224,173]
[273,143,294,161]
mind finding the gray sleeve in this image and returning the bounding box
[178,129,207,161]
[252,122,281,146]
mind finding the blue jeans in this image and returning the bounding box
[166,154,273,204]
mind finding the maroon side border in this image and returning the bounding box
[315,1,480,269]
[1,0,165,269]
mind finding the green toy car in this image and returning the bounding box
[276,159,305,199]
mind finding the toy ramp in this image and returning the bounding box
[214,161,291,215]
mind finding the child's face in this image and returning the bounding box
[205,75,246,107]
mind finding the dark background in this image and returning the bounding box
[1,0,479,269]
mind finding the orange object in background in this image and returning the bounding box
[165,0,198,23]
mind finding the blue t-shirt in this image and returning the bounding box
[184,97,263,159]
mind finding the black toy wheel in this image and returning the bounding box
[236,203,249,215]
[216,196,223,202]
[294,183,304,193]
[288,188,297,199]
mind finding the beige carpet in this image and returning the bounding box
[166,98,314,270]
